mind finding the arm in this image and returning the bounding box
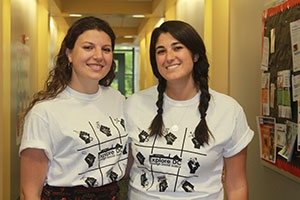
[124,143,133,179]
[224,147,248,200]
[20,148,48,200]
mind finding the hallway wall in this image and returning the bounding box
[0,1,11,199]
[2,0,300,200]
[229,0,300,199]
[10,0,38,199]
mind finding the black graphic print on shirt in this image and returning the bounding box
[187,158,200,174]
[78,131,93,144]
[149,154,181,167]
[139,130,149,142]
[73,116,127,187]
[182,180,195,192]
[135,127,207,192]
[158,175,168,192]
[164,132,177,145]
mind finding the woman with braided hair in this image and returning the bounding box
[125,20,253,200]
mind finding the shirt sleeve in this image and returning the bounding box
[19,106,53,160]
[223,104,254,158]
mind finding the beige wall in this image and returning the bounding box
[230,0,300,199]
[0,0,11,199]
[176,0,205,37]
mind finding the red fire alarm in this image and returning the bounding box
[22,34,29,44]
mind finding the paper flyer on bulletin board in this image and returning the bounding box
[257,116,276,163]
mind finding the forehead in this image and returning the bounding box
[156,32,179,46]
[76,29,111,43]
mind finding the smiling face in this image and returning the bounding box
[66,29,113,93]
[155,33,197,84]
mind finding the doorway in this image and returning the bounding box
[112,48,135,97]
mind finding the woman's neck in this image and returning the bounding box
[165,81,198,100]
[68,80,99,94]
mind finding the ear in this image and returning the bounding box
[66,48,72,62]
[193,54,199,62]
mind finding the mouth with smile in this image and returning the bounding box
[165,64,180,70]
[87,63,104,70]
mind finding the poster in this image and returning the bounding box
[277,70,292,119]
[257,116,276,163]
[261,73,270,116]
[278,120,297,162]
[275,123,286,148]
[290,20,300,72]
[261,36,269,71]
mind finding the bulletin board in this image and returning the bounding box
[258,0,300,182]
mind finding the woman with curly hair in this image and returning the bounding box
[19,16,127,200]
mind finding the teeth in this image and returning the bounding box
[89,64,102,68]
[166,65,178,69]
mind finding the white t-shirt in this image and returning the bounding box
[19,86,128,187]
[125,86,254,200]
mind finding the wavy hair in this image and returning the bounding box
[22,16,116,118]
[149,20,213,147]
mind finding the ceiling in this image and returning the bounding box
[49,0,164,45]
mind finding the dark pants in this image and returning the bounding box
[41,182,120,200]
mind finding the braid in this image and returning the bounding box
[148,20,213,143]
[149,81,166,137]
[194,66,213,146]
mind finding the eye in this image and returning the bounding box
[102,47,112,53]
[173,45,184,51]
[82,45,94,51]
[156,48,166,55]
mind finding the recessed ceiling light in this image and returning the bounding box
[69,14,82,17]
[132,15,145,18]
[124,35,134,38]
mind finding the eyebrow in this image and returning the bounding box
[155,41,182,50]
[81,41,112,47]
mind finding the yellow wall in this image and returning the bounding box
[10,1,38,198]
[209,0,229,94]
[137,0,182,90]
[165,0,176,20]
[138,18,161,89]
[139,36,147,89]
[0,0,53,199]
[0,0,11,199]
[37,0,50,90]
[204,0,212,87]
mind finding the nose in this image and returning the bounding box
[93,48,103,60]
[166,49,175,62]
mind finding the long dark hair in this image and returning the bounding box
[149,20,212,147]
[23,16,116,117]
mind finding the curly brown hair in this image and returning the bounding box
[22,16,116,118]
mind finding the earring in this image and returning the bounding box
[67,62,72,70]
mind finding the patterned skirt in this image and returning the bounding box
[41,182,120,200]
